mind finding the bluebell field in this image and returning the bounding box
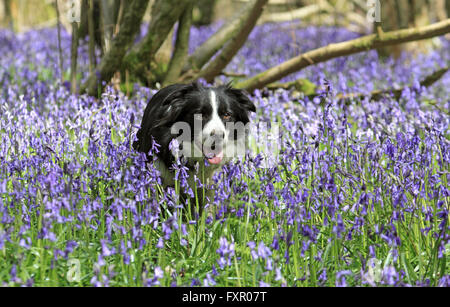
[0,21,449,286]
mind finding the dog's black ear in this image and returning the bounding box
[224,85,256,113]
[160,83,198,106]
[134,83,199,153]
[154,83,199,128]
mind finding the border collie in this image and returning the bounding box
[133,82,256,204]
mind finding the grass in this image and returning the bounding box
[0,89,448,287]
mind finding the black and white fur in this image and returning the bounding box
[133,82,256,201]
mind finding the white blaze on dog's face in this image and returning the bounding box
[135,83,256,168]
[201,90,230,165]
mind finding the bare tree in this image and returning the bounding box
[122,0,189,85]
[81,0,150,96]
[78,0,104,51]
[377,0,434,57]
[75,0,449,98]
[79,0,268,94]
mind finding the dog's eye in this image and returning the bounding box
[222,112,232,120]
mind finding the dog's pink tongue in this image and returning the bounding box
[208,151,224,165]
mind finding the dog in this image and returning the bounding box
[133,82,256,208]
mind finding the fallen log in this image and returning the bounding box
[235,19,450,92]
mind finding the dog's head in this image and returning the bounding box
[134,83,256,167]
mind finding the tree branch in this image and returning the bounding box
[338,66,449,102]
[235,19,450,92]
[266,78,317,94]
[195,0,268,83]
[272,66,448,104]
[184,0,267,74]
[258,4,324,24]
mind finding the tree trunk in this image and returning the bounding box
[55,0,64,84]
[88,0,97,72]
[432,0,447,22]
[153,26,175,80]
[447,0,450,18]
[79,0,105,51]
[2,0,13,29]
[71,21,80,94]
[101,0,122,52]
[184,0,267,74]
[114,0,131,34]
[235,19,450,91]
[81,0,150,96]
[195,0,269,83]
[78,0,89,38]
[123,0,188,85]
[193,0,217,26]
[163,3,194,86]
[377,0,432,58]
